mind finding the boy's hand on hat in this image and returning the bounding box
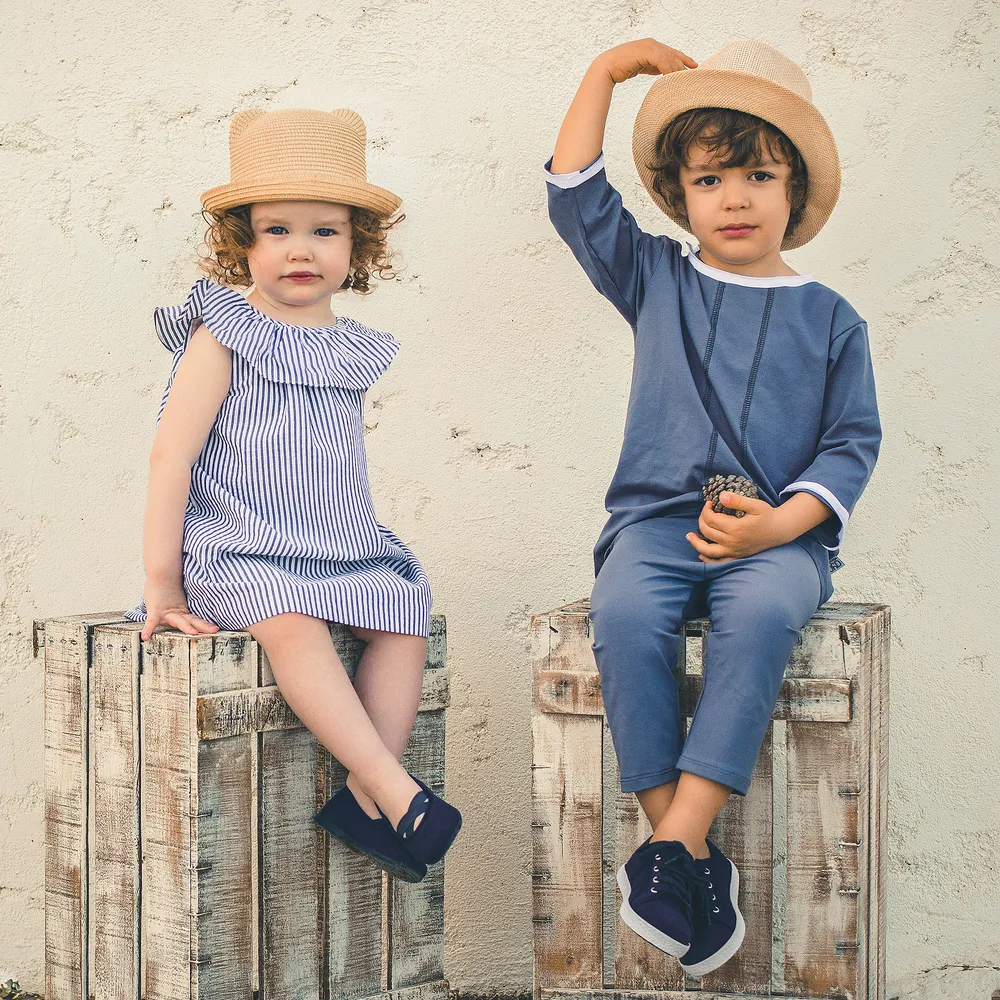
[596,39,698,86]
[686,492,785,563]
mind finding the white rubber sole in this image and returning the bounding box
[681,859,746,977]
[616,864,690,958]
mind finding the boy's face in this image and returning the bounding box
[679,140,793,271]
[247,201,354,309]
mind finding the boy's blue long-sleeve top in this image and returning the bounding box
[545,154,881,579]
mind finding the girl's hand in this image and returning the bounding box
[595,38,698,86]
[141,581,220,641]
[686,493,789,563]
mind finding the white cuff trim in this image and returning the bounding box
[780,481,849,547]
[543,153,606,189]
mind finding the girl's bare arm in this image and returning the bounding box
[140,324,232,640]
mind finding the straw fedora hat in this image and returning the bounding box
[201,107,401,218]
[632,40,840,250]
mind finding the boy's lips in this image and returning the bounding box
[719,224,756,238]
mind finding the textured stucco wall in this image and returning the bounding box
[2,1,998,995]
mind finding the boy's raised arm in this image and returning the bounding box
[551,39,698,174]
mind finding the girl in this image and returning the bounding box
[124,107,461,883]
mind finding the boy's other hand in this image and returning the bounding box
[686,492,786,562]
[595,39,698,86]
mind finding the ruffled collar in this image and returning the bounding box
[154,278,400,391]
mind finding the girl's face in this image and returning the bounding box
[679,141,794,275]
[246,201,353,309]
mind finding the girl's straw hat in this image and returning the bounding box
[201,108,401,218]
[632,40,841,250]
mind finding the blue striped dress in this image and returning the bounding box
[124,277,432,636]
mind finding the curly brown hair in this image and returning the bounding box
[648,108,808,241]
[198,204,402,293]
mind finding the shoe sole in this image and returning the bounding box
[616,864,691,958]
[315,813,426,883]
[680,859,746,977]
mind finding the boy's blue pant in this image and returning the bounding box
[590,512,831,796]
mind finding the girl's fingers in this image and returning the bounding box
[141,614,160,642]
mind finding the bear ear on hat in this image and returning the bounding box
[330,108,367,139]
[230,108,267,140]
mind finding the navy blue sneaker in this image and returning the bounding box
[617,839,709,957]
[680,839,745,976]
[315,785,427,883]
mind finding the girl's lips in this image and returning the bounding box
[284,273,320,282]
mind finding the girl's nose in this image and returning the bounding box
[288,245,314,261]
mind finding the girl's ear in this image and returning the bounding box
[230,108,266,141]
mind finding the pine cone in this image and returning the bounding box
[702,474,759,518]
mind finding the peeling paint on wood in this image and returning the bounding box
[42,613,450,1000]
[531,601,889,1000]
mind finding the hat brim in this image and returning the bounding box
[201,177,402,218]
[632,69,841,250]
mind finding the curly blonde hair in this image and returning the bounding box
[199,204,403,293]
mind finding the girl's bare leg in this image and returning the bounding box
[248,612,420,827]
[344,626,427,818]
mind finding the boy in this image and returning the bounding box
[545,38,880,975]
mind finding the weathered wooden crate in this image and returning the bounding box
[531,600,889,1000]
[37,611,450,1000]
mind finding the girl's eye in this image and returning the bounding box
[315,228,337,237]
[265,226,288,235]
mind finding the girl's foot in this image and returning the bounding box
[315,785,427,883]
[379,773,462,865]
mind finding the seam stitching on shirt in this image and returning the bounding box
[703,285,726,475]
[739,288,775,463]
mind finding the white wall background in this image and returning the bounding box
[1,1,998,996]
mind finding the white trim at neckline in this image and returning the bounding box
[686,250,816,288]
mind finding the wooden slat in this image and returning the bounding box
[197,668,450,740]
[190,635,256,1000]
[90,625,142,1000]
[259,725,323,999]
[537,671,851,723]
[701,725,773,994]
[390,709,446,989]
[532,710,604,990]
[43,617,108,1000]
[784,715,861,997]
[872,609,889,1000]
[325,749,384,1000]
[140,630,195,1000]
[541,989,820,1000]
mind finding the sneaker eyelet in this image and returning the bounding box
[707,882,712,888]
[713,906,719,913]
[655,855,661,861]
[703,868,710,875]
[651,888,658,894]
[652,877,659,883]
[711,894,716,900]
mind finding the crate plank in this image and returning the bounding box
[537,671,851,724]
[701,725,773,994]
[90,625,142,1000]
[325,752,384,1000]
[141,630,196,1000]
[191,636,257,1000]
[784,718,861,998]
[532,710,604,990]
[391,709,446,989]
[260,725,324,1000]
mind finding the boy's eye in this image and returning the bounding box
[265,226,288,235]
[750,171,773,182]
[694,175,720,186]
[315,228,337,237]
